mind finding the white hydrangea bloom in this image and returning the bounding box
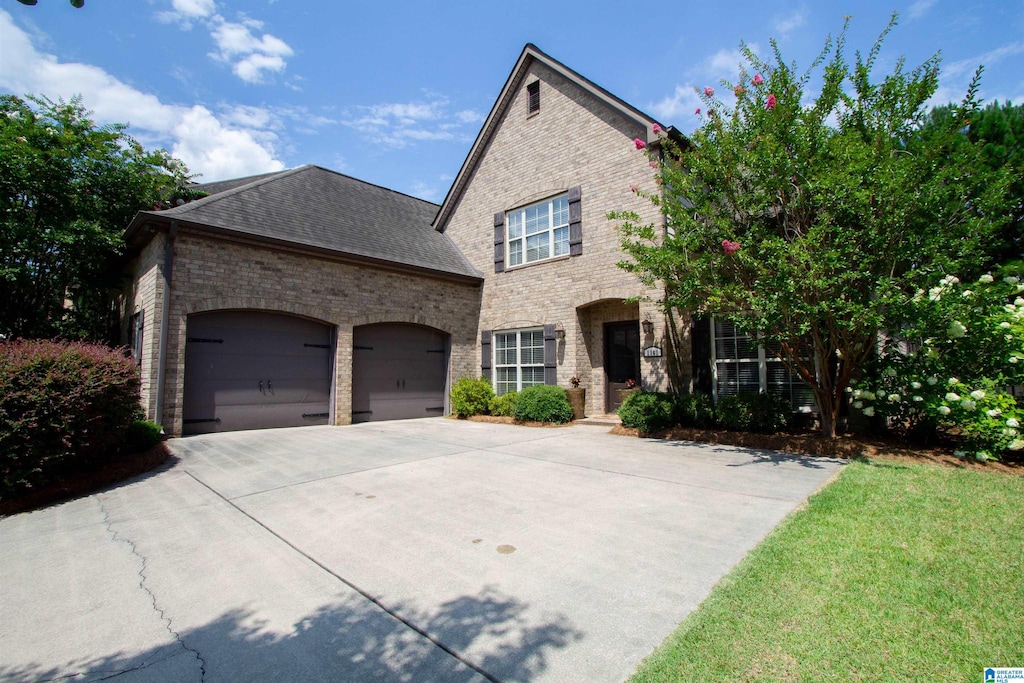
[945,392,961,402]
[947,321,967,338]
[1009,438,1024,451]
[979,274,994,283]
[960,399,977,411]
[927,376,939,385]
[970,389,986,400]
[938,405,951,415]
[987,409,1001,417]
[1007,418,1021,428]
[1005,276,1021,285]
[862,406,875,417]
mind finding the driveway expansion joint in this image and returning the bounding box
[184,470,503,683]
[95,496,207,682]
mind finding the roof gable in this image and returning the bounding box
[126,165,481,280]
[431,43,666,233]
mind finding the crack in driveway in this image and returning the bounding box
[95,496,207,682]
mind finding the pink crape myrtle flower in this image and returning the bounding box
[649,160,658,169]
[652,123,662,134]
[722,240,741,254]
[734,85,746,97]
[630,184,639,193]
[634,138,646,150]
[695,107,701,115]
[766,93,777,110]
[704,86,715,97]
[752,73,764,86]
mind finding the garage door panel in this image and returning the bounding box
[352,324,448,424]
[183,311,333,434]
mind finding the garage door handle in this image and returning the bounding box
[259,380,264,394]
[267,380,273,394]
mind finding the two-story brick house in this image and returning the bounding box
[126,44,693,435]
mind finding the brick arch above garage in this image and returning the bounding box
[184,297,334,326]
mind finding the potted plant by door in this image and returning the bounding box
[566,375,586,420]
[617,378,640,406]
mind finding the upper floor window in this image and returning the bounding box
[506,195,569,267]
[527,81,540,115]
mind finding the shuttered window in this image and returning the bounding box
[527,81,540,115]
[507,195,569,267]
[494,329,545,395]
[711,317,816,412]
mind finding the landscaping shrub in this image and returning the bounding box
[674,392,717,428]
[450,376,494,417]
[489,391,518,417]
[121,420,164,454]
[716,393,793,434]
[0,339,142,498]
[619,391,676,432]
[513,385,573,424]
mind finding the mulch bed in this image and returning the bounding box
[0,443,176,516]
[610,424,1024,477]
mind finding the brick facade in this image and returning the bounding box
[128,230,480,435]
[440,60,692,415]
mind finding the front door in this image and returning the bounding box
[605,321,641,412]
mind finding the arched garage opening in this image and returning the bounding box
[352,323,449,423]
[182,311,333,434]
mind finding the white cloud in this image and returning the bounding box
[650,84,702,123]
[157,2,293,84]
[409,179,445,203]
[908,0,938,20]
[654,43,762,129]
[0,9,285,181]
[342,93,477,149]
[773,9,807,39]
[943,41,1024,79]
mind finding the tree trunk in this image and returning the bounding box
[814,385,839,439]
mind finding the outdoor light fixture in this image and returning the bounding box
[641,318,654,335]
[554,322,566,340]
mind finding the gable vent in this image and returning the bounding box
[527,81,540,115]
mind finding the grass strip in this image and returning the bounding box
[630,459,1024,682]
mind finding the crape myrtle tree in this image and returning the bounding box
[0,94,198,343]
[611,14,1013,439]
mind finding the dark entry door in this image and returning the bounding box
[351,323,448,423]
[605,321,641,412]
[182,311,332,434]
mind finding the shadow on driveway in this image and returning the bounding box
[1,586,582,682]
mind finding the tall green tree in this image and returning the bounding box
[612,15,1013,438]
[0,94,197,343]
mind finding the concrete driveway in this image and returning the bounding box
[0,419,843,682]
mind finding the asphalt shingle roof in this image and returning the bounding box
[132,165,480,280]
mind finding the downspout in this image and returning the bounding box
[153,220,178,432]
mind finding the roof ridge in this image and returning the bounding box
[303,164,441,209]
[163,165,310,215]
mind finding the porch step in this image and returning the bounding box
[575,414,622,426]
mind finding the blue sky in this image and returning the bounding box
[1,1,1022,202]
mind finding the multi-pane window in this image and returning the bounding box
[712,317,815,412]
[494,329,545,395]
[506,195,569,267]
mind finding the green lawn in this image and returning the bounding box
[631,459,1024,682]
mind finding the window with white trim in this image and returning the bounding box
[494,329,545,395]
[506,195,569,267]
[711,317,816,412]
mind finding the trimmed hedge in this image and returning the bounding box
[489,391,518,417]
[450,376,494,417]
[619,391,676,432]
[674,392,717,428]
[513,385,573,424]
[0,339,142,498]
[716,393,793,434]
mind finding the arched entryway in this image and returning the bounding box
[182,311,333,434]
[351,323,449,423]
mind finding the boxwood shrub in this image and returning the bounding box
[619,391,676,432]
[674,392,717,428]
[513,385,573,424]
[489,391,518,417]
[715,393,793,434]
[0,339,142,498]
[450,376,494,417]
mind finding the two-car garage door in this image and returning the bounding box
[182,313,448,433]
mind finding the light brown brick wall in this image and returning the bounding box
[132,230,480,435]
[128,232,166,421]
[442,61,689,415]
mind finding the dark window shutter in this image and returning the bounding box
[568,186,582,256]
[493,212,505,273]
[543,324,557,385]
[481,330,492,381]
[691,315,712,394]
